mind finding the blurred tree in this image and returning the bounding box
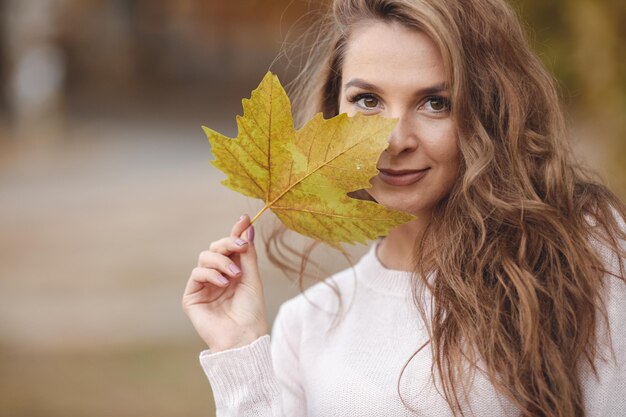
[2,0,66,141]
[512,0,626,196]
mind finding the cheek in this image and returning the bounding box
[421,125,459,166]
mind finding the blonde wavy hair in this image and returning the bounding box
[267,0,626,416]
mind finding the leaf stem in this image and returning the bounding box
[250,204,270,224]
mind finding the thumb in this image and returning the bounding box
[238,226,261,289]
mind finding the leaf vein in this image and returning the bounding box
[222,144,265,195]
[238,120,269,167]
[268,137,374,209]
[323,119,341,162]
[273,205,396,221]
[267,81,273,202]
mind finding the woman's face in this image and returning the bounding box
[338,20,460,217]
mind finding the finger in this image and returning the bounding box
[246,225,255,246]
[208,236,249,256]
[238,226,262,289]
[198,251,243,278]
[230,214,251,239]
[185,267,230,295]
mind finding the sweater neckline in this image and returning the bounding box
[355,240,415,297]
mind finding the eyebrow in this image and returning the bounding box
[344,78,449,96]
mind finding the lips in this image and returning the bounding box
[377,168,430,186]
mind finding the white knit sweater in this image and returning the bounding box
[200,240,626,416]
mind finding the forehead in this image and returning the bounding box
[342,20,446,90]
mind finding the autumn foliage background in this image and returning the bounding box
[0,1,624,416]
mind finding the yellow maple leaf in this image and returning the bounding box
[203,71,415,248]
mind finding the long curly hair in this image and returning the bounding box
[268,1,626,416]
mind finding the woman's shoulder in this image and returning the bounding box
[584,204,626,351]
[586,204,626,279]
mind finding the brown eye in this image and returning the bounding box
[352,94,380,110]
[424,96,450,113]
[430,99,444,110]
[362,96,378,108]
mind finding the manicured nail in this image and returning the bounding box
[228,263,241,275]
[247,226,255,242]
[235,238,247,246]
[216,274,229,285]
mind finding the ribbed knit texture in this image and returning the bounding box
[200,335,281,413]
[200,240,626,416]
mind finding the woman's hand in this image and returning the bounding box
[182,215,268,352]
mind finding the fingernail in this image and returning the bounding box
[247,226,255,242]
[228,263,241,275]
[239,214,247,221]
[216,274,229,285]
[235,238,247,246]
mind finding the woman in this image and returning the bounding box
[182,0,626,416]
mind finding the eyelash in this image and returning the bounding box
[346,93,451,113]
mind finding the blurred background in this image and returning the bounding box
[0,1,624,416]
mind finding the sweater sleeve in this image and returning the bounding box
[198,300,306,416]
[199,335,283,416]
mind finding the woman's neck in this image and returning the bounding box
[376,213,431,271]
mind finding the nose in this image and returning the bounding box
[386,113,419,156]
